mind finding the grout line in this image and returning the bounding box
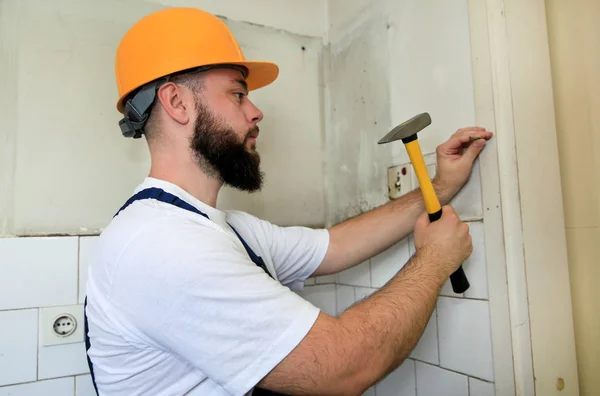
[0,307,40,312]
[435,305,441,365]
[468,374,470,395]
[76,237,81,304]
[411,359,494,383]
[467,376,494,384]
[413,358,418,396]
[0,375,86,389]
[439,294,489,302]
[0,303,84,313]
[0,233,102,238]
[74,375,77,396]
[336,282,375,288]
[36,308,40,381]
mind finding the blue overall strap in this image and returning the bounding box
[113,187,209,220]
[84,187,278,395]
[83,297,98,395]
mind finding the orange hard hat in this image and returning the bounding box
[114,7,279,114]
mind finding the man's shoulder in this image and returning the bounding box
[101,201,235,257]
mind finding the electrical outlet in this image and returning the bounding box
[387,164,413,200]
[40,304,84,346]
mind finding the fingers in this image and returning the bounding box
[438,127,493,155]
[452,127,493,141]
[441,205,458,219]
[462,135,488,163]
[415,211,430,230]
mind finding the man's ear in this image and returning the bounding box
[156,83,191,126]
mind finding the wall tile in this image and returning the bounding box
[469,377,495,396]
[78,236,100,304]
[362,386,375,396]
[0,237,78,310]
[297,285,336,316]
[336,285,355,315]
[354,287,377,302]
[76,375,96,396]
[0,377,74,396]
[316,274,336,284]
[408,234,415,256]
[337,261,371,287]
[437,297,494,381]
[38,342,89,380]
[440,277,464,298]
[410,309,439,365]
[371,238,410,288]
[375,358,416,396]
[463,222,488,299]
[415,361,468,396]
[304,277,316,286]
[449,161,483,221]
[0,309,38,386]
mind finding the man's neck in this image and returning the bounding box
[148,163,222,208]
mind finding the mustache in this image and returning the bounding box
[246,126,259,140]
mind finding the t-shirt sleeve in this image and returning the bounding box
[226,211,330,291]
[108,218,321,396]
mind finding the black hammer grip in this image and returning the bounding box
[428,208,470,294]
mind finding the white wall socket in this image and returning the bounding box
[388,154,437,200]
[387,163,413,200]
[40,304,85,347]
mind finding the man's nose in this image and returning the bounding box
[247,100,263,124]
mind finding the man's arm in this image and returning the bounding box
[312,181,443,276]
[257,206,472,395]
[313,127,492,277]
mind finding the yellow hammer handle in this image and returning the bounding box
[405,139,441,215]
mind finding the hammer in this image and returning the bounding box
[378,112,470,294]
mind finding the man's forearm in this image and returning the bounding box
[316,179,451,276]
[337,247,446,390]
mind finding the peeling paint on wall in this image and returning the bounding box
[324,9,393,225]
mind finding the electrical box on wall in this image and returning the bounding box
[387,164,413,199]
[40,304,85,346]
[387,154,437,200]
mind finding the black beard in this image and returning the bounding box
[190,103,263,192]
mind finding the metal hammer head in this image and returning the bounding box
[377,112,431,144]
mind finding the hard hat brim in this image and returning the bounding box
[116,60,279,114]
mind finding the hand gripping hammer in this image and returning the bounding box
[377,112,470,294]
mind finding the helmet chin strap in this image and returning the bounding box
[118,64,248,139]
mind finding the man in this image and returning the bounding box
[84,7,493,396]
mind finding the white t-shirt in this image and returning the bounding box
[85,177,329,396]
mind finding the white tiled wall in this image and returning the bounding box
[437,297,494,381]
[0,236,98,396]
[416,361,469,396]
[301,219,495,395]
[0,309,38,386]
[375,359,416,396]
[0,214,494,396]
[0,237,78,310]
[0,378,74,396]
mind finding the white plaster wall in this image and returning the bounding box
[148,0,328,37]
[309,0,498,394]
[324,0,480,225]
[0,0,327,236]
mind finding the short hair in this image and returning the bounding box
[143,70,205,142]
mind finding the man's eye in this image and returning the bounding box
[234,92,246,100]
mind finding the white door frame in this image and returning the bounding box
[467,1,579,395]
